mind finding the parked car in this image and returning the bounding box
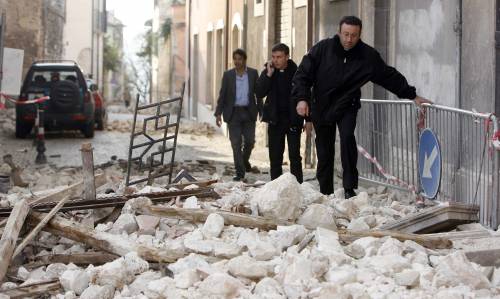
[16,60,95,138]
[86,79,107,130]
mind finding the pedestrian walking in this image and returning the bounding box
[292,16,431,197]
[214,49,260,182]
[256,43,312,183]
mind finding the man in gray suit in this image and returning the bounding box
[215,49,260,181]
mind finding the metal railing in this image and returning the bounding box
[356,99,500,228]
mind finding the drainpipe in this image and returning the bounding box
[224,0,229,70]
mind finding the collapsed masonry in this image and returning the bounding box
[0,159,500,298]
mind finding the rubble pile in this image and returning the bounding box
[1,173,499,298]
[0,108,15,136]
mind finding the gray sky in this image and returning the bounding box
[106,0,154,58]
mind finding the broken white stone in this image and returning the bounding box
[168,253,210,275]
[491,267,500,287]
[377,237,405,256]
[252,173,302,221]
[248,238,279,261]
[137,185,167,194]
[183,229,213,254]
[198,272,244,297]
[88,252,149,288]
[282,254,313,299]
[17,267,30,280]
[184,184,199,190]
[45,264,68,280]
[79,284,115,299]
[362,254,410,274]
[432,251,490,289]
[201,213,225,238]
[325,267,357,284]
[253,277,286,298]
[183,196,199,209]
[343,243,365,259]
[111,213,138,234]
[0,282,17,291]
[122,196,153,214]
[300,182,325,206]
[347,217,370,231]
[333,200,358,221]
[212,240,242,258]
[163,238,188,259]
[135,215,160,235]
[59,269,90,295]
[127,271,162,296]
[228,254,268,279]
[394,269,420,287]
[297,204,337,231]
[351,192,370,209]
[145,277,176,299]
[315,227,343,254]
[269,225,307,251]
[174,269,200,289]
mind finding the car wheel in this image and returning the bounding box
[15,119,33,138]
[82,119,95,138]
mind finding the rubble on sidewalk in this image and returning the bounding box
[1,168,500,299]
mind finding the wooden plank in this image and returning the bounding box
[81,143,96,201]
[23,252,119,269]
[0,198,29,282]
[28,212,182,263]
[29,172,106,205]
[12,195,72,258]
[379,202,479,233]
[337,229,452,249]
[0,280,60,299]
[142,205,293,230]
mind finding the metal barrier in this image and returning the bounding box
[356,99,500,228]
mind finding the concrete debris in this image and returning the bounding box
[251,173,302,221]
[2,162,500,299]
[297,204,337,231]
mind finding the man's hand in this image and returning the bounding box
[296,100,309,117]
[303,122,313,135]
[414,96,432,106]
[215,115,222,127]
[266,61,275,77]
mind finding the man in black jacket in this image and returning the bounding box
[215,49,260,181]
[256,44,311,183]
[292,16,431,197]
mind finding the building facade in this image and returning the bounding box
[185,0,500,122]
[104,10,124,103]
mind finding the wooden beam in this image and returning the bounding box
[28,212,182,263]
[337,229,452,249]
[80,143,96,201]
[23,252,119,269]
[0,280,60,299]
[142,205,292,230]
[29,172,106,205]
[12,195,72,258]
[0,199,29,282]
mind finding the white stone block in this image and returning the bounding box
[201,213,225,238]
[315,227,343,254]
[174,269,200,289]
[111,213,138,234]
[394,269,420,287]
[79,284,115,299]
[228,255,268,279]
[298,204,337,231]
[198,272,244,297]
[432,251,490,289]
[60,269,90,295]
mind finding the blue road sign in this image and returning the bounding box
[418,128,442,199]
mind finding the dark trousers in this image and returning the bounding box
[228,107,256,178]
[268,122,303,183]
[314,109,358,195]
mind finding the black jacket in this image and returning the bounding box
[255,60,303,127]
[292,35,417,124]
[214,67,260,123]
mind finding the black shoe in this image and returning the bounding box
[244,161,252,172]
[233,176,244,182]
[345,189,357,199]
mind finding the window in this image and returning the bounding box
[254,0,264,17]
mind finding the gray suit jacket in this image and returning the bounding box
[214,67,261,123]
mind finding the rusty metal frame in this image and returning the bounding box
[126,84,185,186]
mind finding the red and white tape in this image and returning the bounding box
[357,145,417,193]
[0,93,50,109]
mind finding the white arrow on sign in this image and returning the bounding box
[422,146,438,179]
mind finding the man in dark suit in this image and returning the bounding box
[215,49,260,181]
